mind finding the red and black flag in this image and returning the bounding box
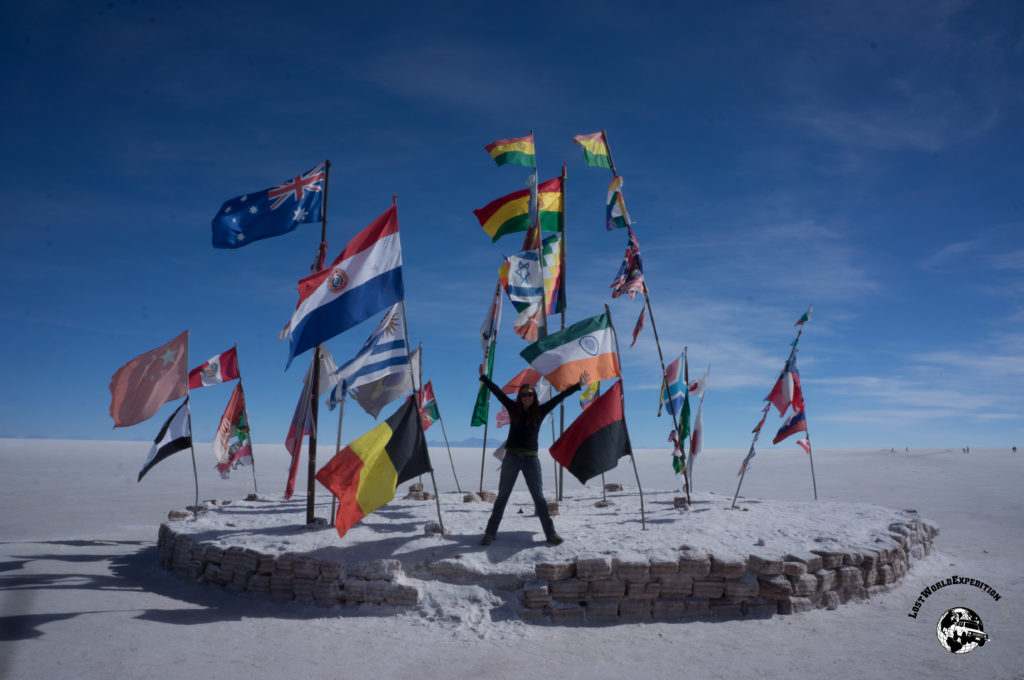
[315,398,432,539]
[549,380,631,484]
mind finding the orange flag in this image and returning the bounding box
[109,330,189,428]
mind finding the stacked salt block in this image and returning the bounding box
[157,514,938,624]
[157,524,419,607]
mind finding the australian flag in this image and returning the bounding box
[212,162,326,249]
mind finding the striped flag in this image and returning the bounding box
[473,177,564,242]
[631,307,645,348]
[315,398,432,539]
[795,305,813,326]
[797,439,811,454]
[520,311,620,391]
[285,205,404,369]
[773,411,807,444]
[573,131,612,169]
[349,345,420,419]
[738,447,756,475]
[606,175,631,230]
[542,233,564,316]
[550,380,631,484]
[138,398,192,482]
[189,346,240,389]
[327,304,409,409]
[485,133,536,168]
[499,249,543,341]
[284,356,317,499]
[659,353,686,418]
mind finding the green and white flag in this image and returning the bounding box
[471,278,503,426]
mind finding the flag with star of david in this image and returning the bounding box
[212,162,326,249]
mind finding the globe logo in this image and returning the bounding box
[936,607,988,654]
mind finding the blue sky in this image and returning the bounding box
[2,1,1022,454]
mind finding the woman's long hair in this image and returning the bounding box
[515,386,542,426]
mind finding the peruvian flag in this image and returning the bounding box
[189,347,240,389]
[773,411,807,445]
[765,356,803,417]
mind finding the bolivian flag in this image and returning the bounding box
[473,177,564,242]
[315,398,432,538]
[485,133,536,168]
[573,131,613,169]
[520,310,620,391]
[550,380,631,484]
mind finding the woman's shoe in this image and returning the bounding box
[546,533,564,545]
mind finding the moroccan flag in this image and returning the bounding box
[285,204,404,369]
[473,177,564,242]
[418,381,440,431]
[109,330,189,428]
[213,383,252,478]
[520,311,620,391]
[472,278,503,426]
[212,162,325,249]
[485,133,536,168]
[189,346,240,389]
[579,381,600,411]
[610,227,645,299]
[315,398,432,539]
[773,411,807,444]
[606,175,631,230]
[549,380,631,484]
[573,131,612,169]
[138,398,192,482]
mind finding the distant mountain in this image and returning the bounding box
[428,437,502,448]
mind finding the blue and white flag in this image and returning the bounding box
[212,163,326,249]
[327,304,409,409]
[285,205,404,368]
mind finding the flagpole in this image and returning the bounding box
[330,393,345,526]
[399,284,445,534]
[605,304,645,530]
[806,425,818,500]
[732,440,755,509]
[184,339,199,513]
[235,344,258,496]
[431,392,463,493]
[601,130,618,177]
[557,161,568,501]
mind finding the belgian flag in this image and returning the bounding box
[316,398,432,538]
[549,380,632,484]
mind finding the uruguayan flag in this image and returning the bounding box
[327,303,409,410]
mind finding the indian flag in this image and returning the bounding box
[573,131,612,169]
[520,311,620,391]
[485,133,536,168]
[473,177,564,242]
[315,398,432,539]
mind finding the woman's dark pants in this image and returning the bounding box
[485,453,555,538]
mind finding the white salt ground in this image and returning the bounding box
[1,439,1022,679]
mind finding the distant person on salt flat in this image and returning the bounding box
[477,363,584,546]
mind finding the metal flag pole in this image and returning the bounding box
[182,338,199,513]
[806,422,818,500]
[431,392,463,493]
[399,296,445,534]
[304,160,331,526]
[556,161,568,501]
[605,304,645,530]
[732,440,756,509]
[330,393,345,526]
